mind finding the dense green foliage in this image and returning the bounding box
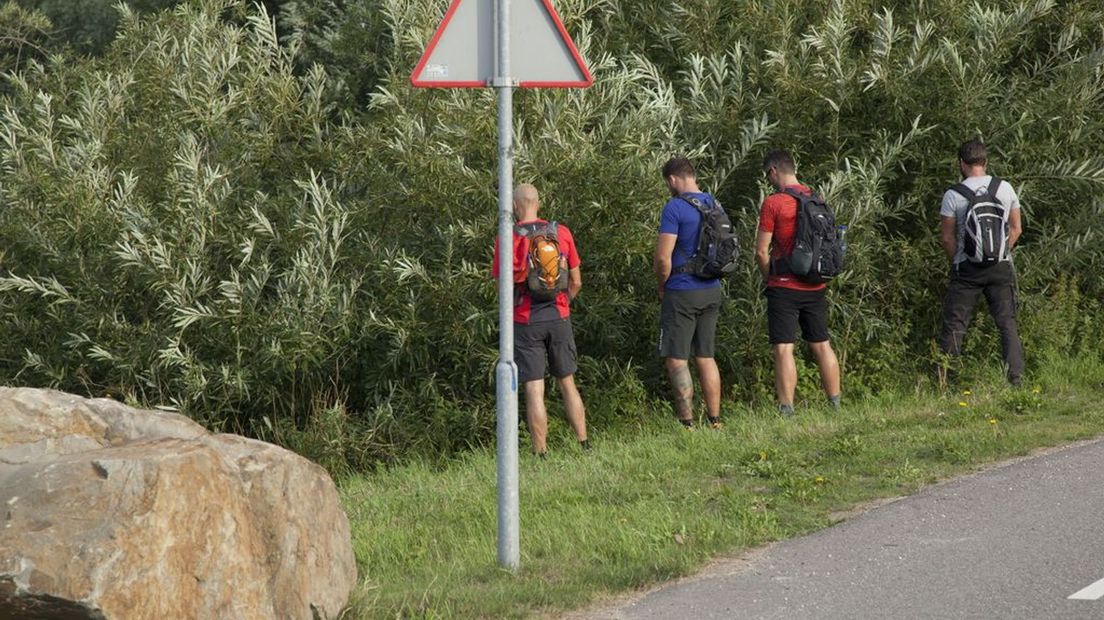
[6,0,179,56]
[0,2,50,73]
[1,0,1102,468]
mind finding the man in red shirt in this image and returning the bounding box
[493,183,588,455]
[754,150,841,417]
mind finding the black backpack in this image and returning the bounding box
[948,177,1010,265]
[774,188,844,284]
[672,194,740,279]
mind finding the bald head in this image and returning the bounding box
[513,183,540,220]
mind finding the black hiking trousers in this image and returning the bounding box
[940,261,1025,382]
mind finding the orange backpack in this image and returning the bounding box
[515,222,569,302]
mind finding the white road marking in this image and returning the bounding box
[1070,577,1104,601]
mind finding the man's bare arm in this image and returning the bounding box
[755,229,773,281]
[940,216,958,261]
[1007,208,1022,249]
[654,233,677,298]
[568,267,582,300]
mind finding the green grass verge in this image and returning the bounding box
[339,356,1104,618]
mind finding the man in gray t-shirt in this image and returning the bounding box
[938,139,1025,385]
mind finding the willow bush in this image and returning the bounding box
[1,0,1102,469]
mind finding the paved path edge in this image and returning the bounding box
[561,435,1104,620]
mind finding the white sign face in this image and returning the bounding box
[411,0,593,88]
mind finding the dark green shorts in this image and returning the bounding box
[658,288,723,360]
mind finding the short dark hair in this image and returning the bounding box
[958,139,987,166]
[762,149,795,173]
[662,157,696,179]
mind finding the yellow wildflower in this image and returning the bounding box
[958,401,968,407]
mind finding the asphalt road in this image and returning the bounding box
[589,437,1104,620]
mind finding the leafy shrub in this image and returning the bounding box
[1,0,1102,469]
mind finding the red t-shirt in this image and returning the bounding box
[493,220,581,324]
[758,184,826,292]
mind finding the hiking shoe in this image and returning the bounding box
[707,416,723,429]
[779,404,795,418]
[678,418,696,431]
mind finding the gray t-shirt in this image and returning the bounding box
[940,175,1021,265]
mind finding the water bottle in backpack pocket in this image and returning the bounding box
[949,177,1010,265]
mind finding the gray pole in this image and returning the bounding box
[494,0,520,571]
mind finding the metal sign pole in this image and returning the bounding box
[494,0,520,572]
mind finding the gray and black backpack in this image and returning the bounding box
[948,177,1011,265]
[775,188,845,284]
[672,194,740,279]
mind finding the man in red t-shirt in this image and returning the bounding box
[493,183,588,455]
[754,150,841,417]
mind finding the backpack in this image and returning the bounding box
[775,188,845,284]
[948,177,1010,265]
[515,221,569,302]
[672,194,740,279]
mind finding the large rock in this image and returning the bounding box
[0,387,357,619]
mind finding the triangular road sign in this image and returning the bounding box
[411,0,593,88]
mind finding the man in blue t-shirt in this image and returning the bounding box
[653,157,724,430]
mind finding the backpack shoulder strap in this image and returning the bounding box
[677,194,710,213]
[518,221,557,237]
[948,183,976,202]
[780,186,816,203]
[985,176,1003,201]
[781,187,821,214]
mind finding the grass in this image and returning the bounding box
[338,355,1104,618]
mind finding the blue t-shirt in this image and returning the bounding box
[658,192,722,290]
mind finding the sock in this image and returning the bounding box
[679,418,694,428]
[828,394,841,409]
[580,439,590,451]
[779,404,795,417]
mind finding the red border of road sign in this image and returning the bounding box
[410,0,594,88]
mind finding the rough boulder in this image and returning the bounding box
[0,387,357,619]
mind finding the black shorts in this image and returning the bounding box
[765,287,830,345]
[515,318,578,383]
[658,287,723,359]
